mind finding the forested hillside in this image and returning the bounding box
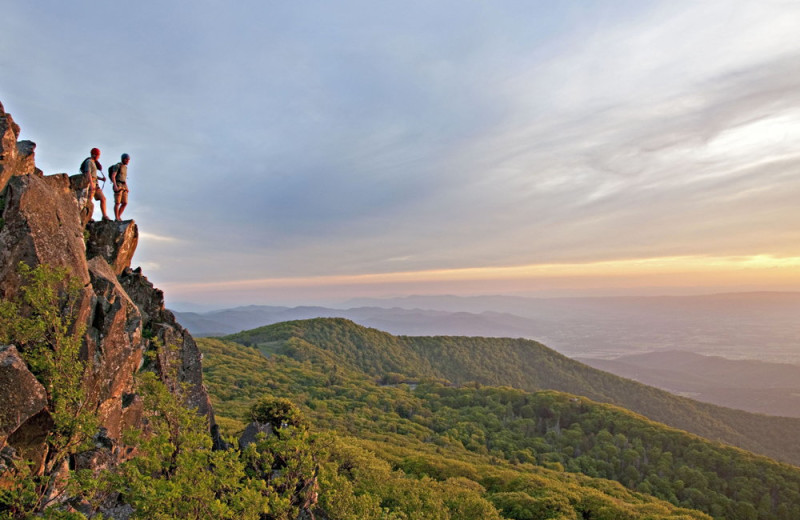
[200,320,800,519]
[225,318,800,466]
[200,338,713,520]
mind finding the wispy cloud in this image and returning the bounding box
[139,232,180,243]
[3,1,800,303]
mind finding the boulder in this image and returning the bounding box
[0,103,20,191]
[6,410,54,476]
[86,220,139,276]
[73,428,115,475]
[0,345,48,449]
[239,421,274,451]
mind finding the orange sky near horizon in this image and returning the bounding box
[166,254,800,304]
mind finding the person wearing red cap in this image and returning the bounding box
[80,147,110,220]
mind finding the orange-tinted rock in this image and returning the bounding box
[0,173,90,302]
[85,257,144,442]
[0,102,37,193]
[69,173,93,227]
[0,99,217,504]
[0,173,95,343]
[86,220,139,276]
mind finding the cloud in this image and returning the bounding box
[3,1,800,301]
[139,232,180,243]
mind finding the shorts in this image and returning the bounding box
[114,186,128,204]
[92,187,105,201]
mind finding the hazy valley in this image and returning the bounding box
[174,292,800,419]
[198,318,800,519]
[175,292,800,364]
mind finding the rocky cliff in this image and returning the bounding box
[0,102,216,495]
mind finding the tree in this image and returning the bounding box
[0,262,96,516]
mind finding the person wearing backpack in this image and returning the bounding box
[110,153,131,221]
[80,147,110,221]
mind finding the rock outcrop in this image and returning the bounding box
[0,173,91,305]
[0,101,38,194]
[0,101,216,501]
[0,100,319,519]
[118,267,214,421]
[86,221,138,276]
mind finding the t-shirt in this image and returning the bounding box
[116,163,128,184]
[80,157,98,181]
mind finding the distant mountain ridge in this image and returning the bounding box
[173,292,800,365]
[172,305,541,339]
[578,351,800,417]
[225,318,800,467]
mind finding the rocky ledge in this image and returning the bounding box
[0,102,216,487]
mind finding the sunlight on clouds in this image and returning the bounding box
[171,254,800,293]
[139,232,180,243]
[138,261,161,271]
[702,112,800,160]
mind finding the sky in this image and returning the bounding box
[3,1,800,308]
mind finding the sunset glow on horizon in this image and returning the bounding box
[166,254,800,305]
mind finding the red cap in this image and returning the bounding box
[91,147,100,157]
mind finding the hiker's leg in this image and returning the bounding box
[117,190,128,219]
[98,191,109,220]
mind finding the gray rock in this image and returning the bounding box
[239,421,274,450]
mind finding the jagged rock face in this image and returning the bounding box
[0,173,95,331]
[0,174,90,295]
[87,221,139,276]
[69,173,94,227]
[0,102,38,193]
[0,101,217,498]
[119,268,214,422]
[85,257,145,442]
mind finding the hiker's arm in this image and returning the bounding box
[95,160,106,182]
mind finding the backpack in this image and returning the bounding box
[109,163,120,178]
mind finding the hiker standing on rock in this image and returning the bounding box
[80,147,110,221]
[110,153,131,221]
